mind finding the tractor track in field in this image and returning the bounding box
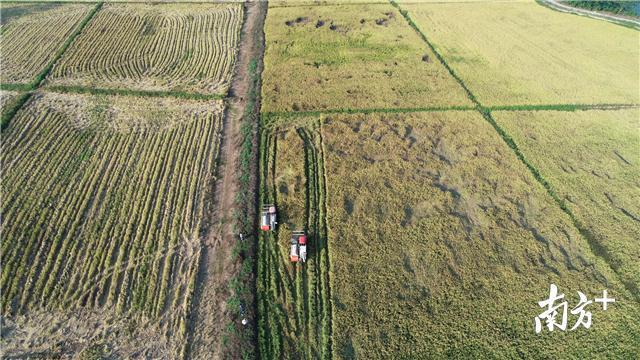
[541,0,640,29]
[257,123,333,359]
[188,1,266,359]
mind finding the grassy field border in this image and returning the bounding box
[43,85,225,101]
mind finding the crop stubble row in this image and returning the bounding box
[0,93,224,347]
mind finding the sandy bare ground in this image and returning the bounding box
[188,1,266,359]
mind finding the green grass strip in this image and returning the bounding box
[0,83,33,92]
[392,0,639,300]
[489,103,640,111]
[45,85,225,101]
[261,105,475,123]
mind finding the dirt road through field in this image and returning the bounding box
[189,1,266,359]
[543,0,640,28]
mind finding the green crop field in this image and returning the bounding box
[261,3,471,112]
[47,3,243,95]
[0,2,93,85]
[494,109,640,298]
[0,91,223,356]
[401,0,640,106]
[258,111,640,359]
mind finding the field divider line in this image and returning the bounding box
[257,101,640,128]
[42,84,225,101]
[488,103,640,111]
[391,0,640,301]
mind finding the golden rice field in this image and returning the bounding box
[47,3,243,95]
[401,0,640,106]
[311,111,637,358]
[0,2,93,84]
[0,91,224,356]
[261,3,471,112]
[494,109,640,297]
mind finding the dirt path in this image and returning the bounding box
[542,0,640,28]
[188,1,266,359]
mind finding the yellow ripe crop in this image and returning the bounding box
[261,3,471,112]
[495,109,640,296]
[258,110,640,358]
[402,1,640,106]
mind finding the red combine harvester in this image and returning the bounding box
[290,231,307,263]
[260,205,277,231]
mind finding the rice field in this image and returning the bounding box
[1,90,19,114]
[259,111,640,358]
[261,3,471,112]
[47,3,243,95]
[494,109,640,298]
[400,0,640,106]
[0,91,224,355]
[257,122,333,359]
[0,2,94,85]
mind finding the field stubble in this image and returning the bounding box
[0,91,224,357]
[0,2,93,85]
[47,3,243,95]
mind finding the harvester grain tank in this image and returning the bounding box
[290,231,307,263]
[260,205,277,231]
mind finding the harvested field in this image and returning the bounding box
[0,2,93,85]
[1,90,20,114]
[260,111,640,358]
[47,3,243,95]
[494,109,640,297]
[0,92,223,357]
[261,3,471,112]
[401,1,640,106]
[1,90,25,128]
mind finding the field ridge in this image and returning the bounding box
[260,103,640,125]
[43,85,225,101]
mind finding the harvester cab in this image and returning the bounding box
[290,231,307,263]
[260,205,277,231]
